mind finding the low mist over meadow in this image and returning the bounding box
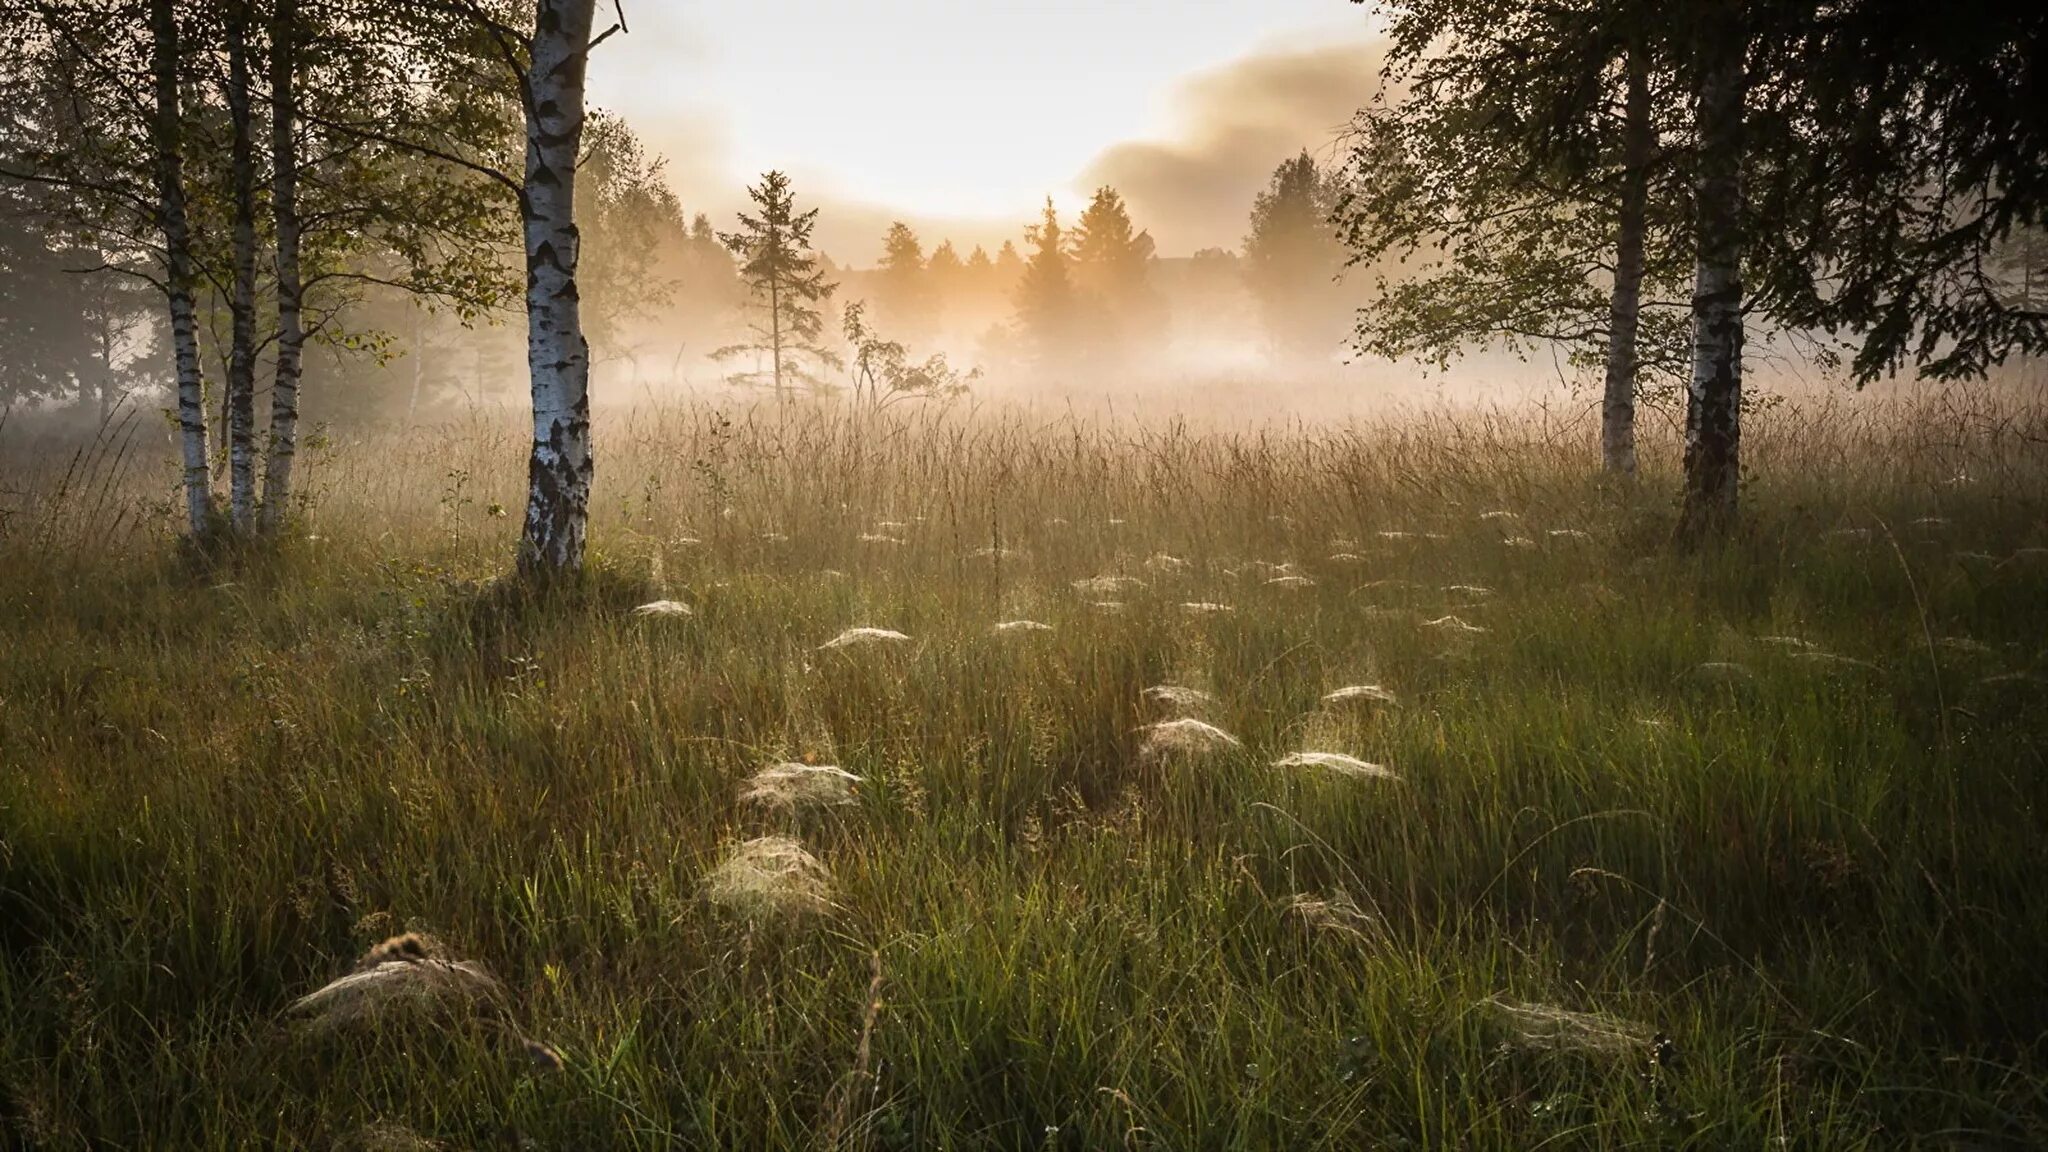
[2,1,2045,1148]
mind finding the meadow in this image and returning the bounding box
[2,387,2046,1149]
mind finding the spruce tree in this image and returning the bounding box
[876,221,932,339]
[715,171,841,399]
[1071,186,1161,361]
[1014,199,1078,370]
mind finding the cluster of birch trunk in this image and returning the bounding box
[149,0,600,576]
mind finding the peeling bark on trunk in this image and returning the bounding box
[1678,2,1746,543]
[515,0,598,579]
[261,0,304,534]
[223,5,260,535]
[1601,39,1652,477]
[150,0,213,538]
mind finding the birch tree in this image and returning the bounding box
[2,0,219,537]
[221,0,262,533]
[288,0,612,573]
[1339,0,1694,478]
[152,0,217,537]
[257,0,517,527]
[514,0,601,576]
[259,0,303,533]
[1675,0,1746,542]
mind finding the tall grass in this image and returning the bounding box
[1,387,2045,1148]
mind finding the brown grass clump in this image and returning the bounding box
[1139,717,1241,759]
[703,835,835,921]
[1481,997,1654,1058]
[1273,751,1400,781]
[1143,684,1216,714]
[1285,891,1384,943]
[288,935,502,1032]
[819,627,911,650]
[740,762,862,812]
[1322,684,1397,706]
[1072,574,1145,596]
[631,599,693,618]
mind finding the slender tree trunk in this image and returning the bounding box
[223,4,260,535]
[769,276,783,400]
[516,0,598,579]
[1602,38,1653,477]
[407,307,424,422]
[150,0,213,538]
[261,0,304,534]
[1678,2,1746,543]
[97,315,115,425]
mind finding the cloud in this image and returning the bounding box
[1078,38,1388,254]
[611,35,1390,264]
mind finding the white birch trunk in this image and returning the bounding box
[1679,2,1746,541]
[223,5,260,535]
[261,0,304,534]
[1601,40,1652,477]
[149,0,213,538]
[515,0,598,578]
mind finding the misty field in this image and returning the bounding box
[2,391,2047,1149]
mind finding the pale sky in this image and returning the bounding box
[586,1,1384,260]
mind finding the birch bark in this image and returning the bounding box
[223,4,260,533]
[149,0,214,538]
[261,0,305,533]
[515,0,599,577]
[1679,2,1746,541]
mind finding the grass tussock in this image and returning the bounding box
[630,599,693,618]
[739,762,863,813]
[703,835,836,921]
[289,936,503,1032]
[1273,751,1400,781]
[1139,717,1243,759]
[818,626,911,650]
[1322,683,1398,705]
[1481,997,1655,1059]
